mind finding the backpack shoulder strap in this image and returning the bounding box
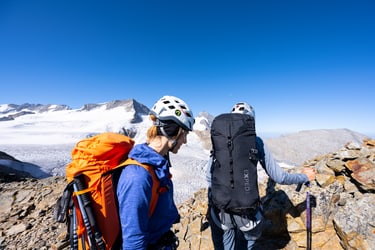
[255,137,267,170]
[121,158,161,217]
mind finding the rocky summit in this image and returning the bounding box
[1,139,374,250]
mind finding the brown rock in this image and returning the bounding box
[326,159,346,173]
[363,138,375,147]
[345,157,375,191]
[316,173,335,188]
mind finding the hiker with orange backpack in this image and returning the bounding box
[116,95,195,250]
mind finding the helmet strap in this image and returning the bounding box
[160,127,178,150]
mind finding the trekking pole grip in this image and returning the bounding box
[74,175,92,207]
[295,181,310,192]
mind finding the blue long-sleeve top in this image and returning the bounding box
[206,137,309,186]
[116,143,179,250]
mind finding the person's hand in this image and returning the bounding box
[302,167,316,181]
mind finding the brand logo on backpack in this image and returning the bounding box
[243,169,250,192]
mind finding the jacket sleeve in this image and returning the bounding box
[205,156,213,187]
[116,165,154,250]
[260,138,309,185]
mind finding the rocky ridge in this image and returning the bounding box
[0,104,70,121]
[0,139,374,249]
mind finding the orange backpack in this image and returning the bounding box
[54,132,161,250]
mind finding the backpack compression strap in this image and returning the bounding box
[120,158,161,217]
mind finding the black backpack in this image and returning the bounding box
[210,113,260,215]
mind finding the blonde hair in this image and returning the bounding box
[146,115,159,143]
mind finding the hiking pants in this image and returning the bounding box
[208,206,264,250]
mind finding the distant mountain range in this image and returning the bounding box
[0,99,150,123]
[0,99,211,145]
[0,99,370,167]
[0,104,69,121]
[264,128,368,165]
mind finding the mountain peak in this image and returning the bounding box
[79,99,149,115]
[105,99,149,115]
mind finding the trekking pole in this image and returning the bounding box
[296,181,312,250]
[306,182,312,250]
[74,175,106,250]
[73,182,97,250]
[72,205,79,250]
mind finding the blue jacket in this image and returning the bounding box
[116,143,179,250]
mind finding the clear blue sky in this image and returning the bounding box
[1,1,374,135]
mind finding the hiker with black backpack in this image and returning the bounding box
[116,95,195,250]
[206,102,316,250]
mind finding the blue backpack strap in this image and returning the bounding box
[256,136,266,170]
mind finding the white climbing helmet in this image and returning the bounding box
[231,102,255,118]
[150,95,195,131]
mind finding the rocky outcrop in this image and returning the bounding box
[0,151,51,179]
[0,177,67,249]
[174,138,375,250]
[0,139,374,249]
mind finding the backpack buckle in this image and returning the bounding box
[249,148,258,160]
